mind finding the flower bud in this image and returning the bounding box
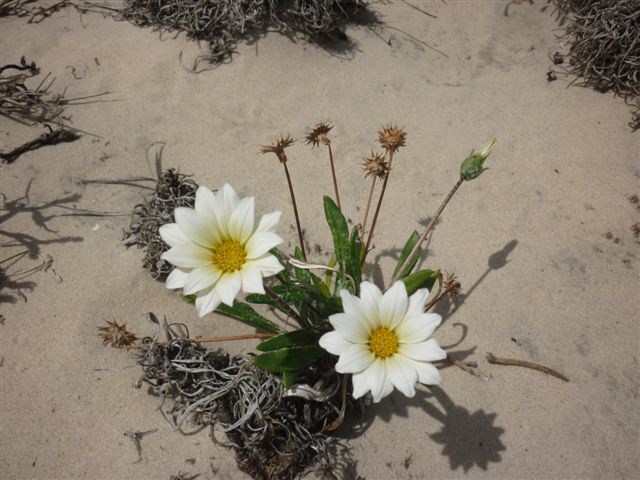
[460,138,496,181]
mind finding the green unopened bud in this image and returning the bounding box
[460,138,496,181]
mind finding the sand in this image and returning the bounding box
[1,1,638,479]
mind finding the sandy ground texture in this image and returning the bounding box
[1,1,639,479]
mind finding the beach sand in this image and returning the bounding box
[1,1,638,479]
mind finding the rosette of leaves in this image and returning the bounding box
[187,196,439,387]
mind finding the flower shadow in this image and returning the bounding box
[370,386,506,472]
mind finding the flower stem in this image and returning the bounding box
[283,161,306,258]
[327,143,341,209]
[392,177,464,282]
[360,176,377,243]
[362,151,394,267]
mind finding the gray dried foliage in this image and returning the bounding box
[136,317,354,480]
[123,169,197,279]
[119,0,366,67]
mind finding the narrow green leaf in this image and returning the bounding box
[402,269,440,296]
[272,284,311,305]
[348,227,363,292]
[256,327,319,352]
[253,346,325,372]
[293,247,313,284]
[323,196,349,280]
[216,301,284,334]
[282,370,299,388]
[393,230,421,278]
[270,248,290,283]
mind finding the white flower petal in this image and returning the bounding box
[405,288,429,319]
[241,267,264,294]
[255,211,282,233]
[379,281,409,329]
[318,331,352,356]
[338,289,363,317]
[215,271,242,306]
[195,185,216,212]
[396,313,442,344]
[229,196,254,243]
[165,267,189,289]
[195,287,222,318]
[162,243,212,268]
[369,360,392,403]
[213,183,240,225]
[335,344,374,374]
[245,232,283,259]
[174,207,215,248]
[387,355,418,398]
[159,223,189,247]
[399,339,447,362]
[194,186,222,244]
[183,266,222,295]
[328,312,369,344]
[411,360,442,385]
[359,282,382,325]
[352,359,394,401]
[351,369,371,400]
[244,255,284,277]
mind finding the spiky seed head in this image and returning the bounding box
[99,320,139,348]
[443,272,461,298]
[305,122,333,148]
[362,151,389,179]
[260,134,295,163]
[378,124,406,153]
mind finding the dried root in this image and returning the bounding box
[135,316,355,480]
[122,168,198,279]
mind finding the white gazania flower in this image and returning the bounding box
[159,183,284,317]
[319,281,446,403]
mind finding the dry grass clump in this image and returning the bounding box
[122,169,198,278]
[120,0,366,67]
[551,0,640,129]
[136,317,352,480]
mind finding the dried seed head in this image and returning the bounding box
[443,272,461,298]
[260,134,295,163]
[378,124,406,153]
[99,320,139,348]
[305,122,333,148]
[362,151,389,179]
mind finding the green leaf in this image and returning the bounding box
[256,327,319,352]
[271,248,290,283]
[253,346,325,373]
[347,226,363,292]
[272,284,311,305]
[216,301,284,334]
[182,294,196,304]
[282,370,299,388]
[293,247,313,284]
[402,269,440,296]
[323,196,349,280]
[393,230,421,278]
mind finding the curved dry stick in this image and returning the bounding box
[486,352,569,382]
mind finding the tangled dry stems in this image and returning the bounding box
[553,0,640,129]
[123,168,198,279]
[136,317,352,480]
[119,0,365,67]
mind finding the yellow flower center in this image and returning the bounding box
[212,239,246,273]
[369,328,399,358]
